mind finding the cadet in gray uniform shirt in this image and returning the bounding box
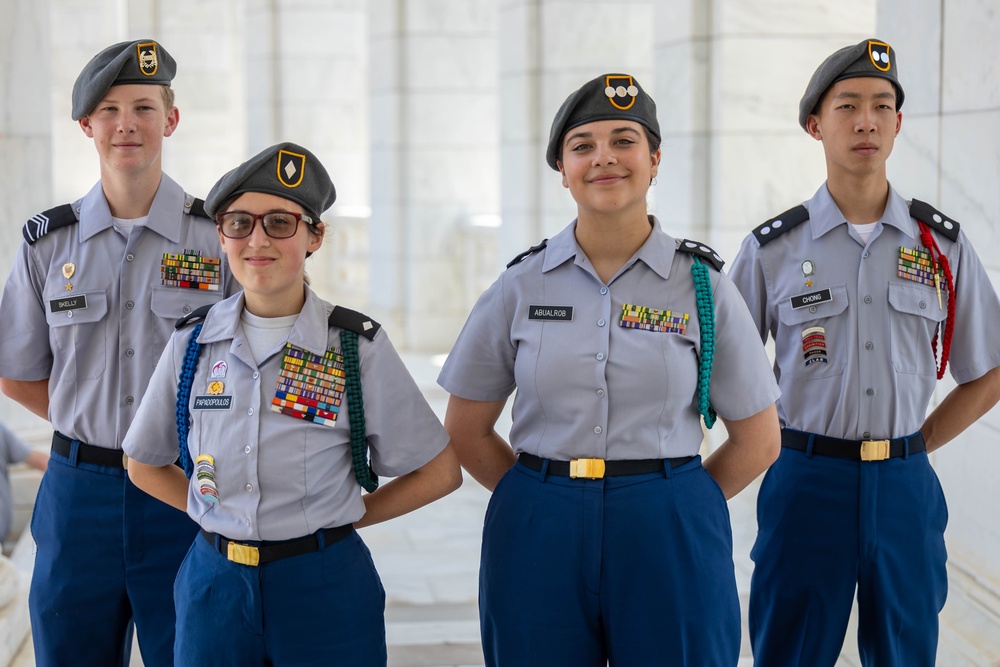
[439,73,781,667]
[0,39,234,666]
[729,39,1000,667]
[124,142,461,667]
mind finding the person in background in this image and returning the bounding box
[0,419,48,545]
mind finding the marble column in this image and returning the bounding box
[369,0,501,351]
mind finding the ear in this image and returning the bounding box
[805,114,823,141]
[894,111,902,137]
[79,117,95,139]
[163,106,180,138]
[307,222,325,255]
[650,148,662,180]
[556,161,569,189]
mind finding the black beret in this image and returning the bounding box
[545,73,660,170]
[71,40,176,120]
[204,142,336,221]
[799,38,905,132]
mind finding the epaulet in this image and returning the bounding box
[329,306,381,341]
[506,239,548,269]
[185,197,210,220]
[22,204,78,245]
[174,304,214,330]
[676,239,725,271]
[752,205,809,246]
[910,199,960,242]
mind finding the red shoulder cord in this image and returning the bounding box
[917,221,955,379]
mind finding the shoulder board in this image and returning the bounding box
[329,306,381,341]
[22,204,78,245]
[174,304,214,330]
[676,239,725,271]
[909,199,960,242]
[506,239,548,269]
[752,205,809,246]
[186,197,209,220]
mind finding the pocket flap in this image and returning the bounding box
[888,282,946,322]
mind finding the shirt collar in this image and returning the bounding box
[541,215,676,280]
[79,174,186,243]
[807,181,917,241]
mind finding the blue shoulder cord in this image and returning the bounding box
[174,322,379,491]
[176,323,204,478]
[690,257,718,429]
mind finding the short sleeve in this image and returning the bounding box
[0,242,54,380]
[727,234,771,343]
[946,232,1000,384]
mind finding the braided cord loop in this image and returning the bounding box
[175,323,204,479]
[340,329,379,492]
[691,257,717,429]
[918,222,955,379]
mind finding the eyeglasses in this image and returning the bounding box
[215,211,315,239]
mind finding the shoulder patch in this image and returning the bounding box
[506,239,548,269]
[752,205,809,246]
[174,304,214,330]
[329,306,381,341]
[186,197,210,220]
[910,199,960,242]
[676,239,725,271]
[22,204,78,245]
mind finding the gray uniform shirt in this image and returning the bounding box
[0,422,32,540]
[729,183,1000,440]
[123,287,450,541]
[0,175,234,448]
[438,217,780,460]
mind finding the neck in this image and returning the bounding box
[575,208,652,283]
[243,286,307,319]
[826,169,890,225]
[100,166,162,219]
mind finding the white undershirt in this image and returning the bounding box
[112,215,148,237]
[852,221,879,245]
[240,310,299,364]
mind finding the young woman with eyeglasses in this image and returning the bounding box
[122,142,462,666]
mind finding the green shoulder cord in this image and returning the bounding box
[690,257,718,429]
[340,329,379,492]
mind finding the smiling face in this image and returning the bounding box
[556,119,660,220]
[78,83,178,177]
[806,76,902,180]
[218,191,325,317]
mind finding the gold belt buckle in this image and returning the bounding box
[122,453,129,470]
[569,458,606,479]
[227,541,261,566]
[860,439,890,462]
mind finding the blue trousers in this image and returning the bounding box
[174,527,387,666]
[480,456,740,667]
[30,445,198,667]
[749,446,948,667]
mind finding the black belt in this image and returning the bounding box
[200,525,354,567]
[781,429,926,461]
[52,431,128,470]
[518,452,695,479]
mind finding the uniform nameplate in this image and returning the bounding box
[790,288,833,310]
[193,395,233,410]
[528,305,573,321]
[49,294,88,313]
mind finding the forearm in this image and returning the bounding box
[444,395,514,492]
[703,404,781,500]
[0,378,50,421]
[921,366,1000,453]
[355,444,462,528]
[127,459,190,512]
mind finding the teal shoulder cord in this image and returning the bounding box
[340,329,379,492]
[175,323,204,478]
[691,257,717,429]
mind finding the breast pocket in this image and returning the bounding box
[44,290,108,381]
[776,283,849,382]
[150,287,224,361]
[887,282,946,375]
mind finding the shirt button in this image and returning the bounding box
[183,305,192,314]
[594,426,603,435]
[125,396,134,405]
[245,518,251,526]
[596,352,605,361]
[125,348,135,357]
[67,311,73,318]
[863,251,870,258]
[863,431,871,438]
[248,408,254,416]
[597,389,606,397]
[809,306,817,314]
[126,253,135,262]
[246,484,253,492]
[864,296,873,304]
[597,319,606,327]
[866,388,875,396]
[865,341,873,350]
[919,301,927,309]
[125,301,134,310]
[600,286,608,295]
[244,445,251,454]
[252,372,259,380]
